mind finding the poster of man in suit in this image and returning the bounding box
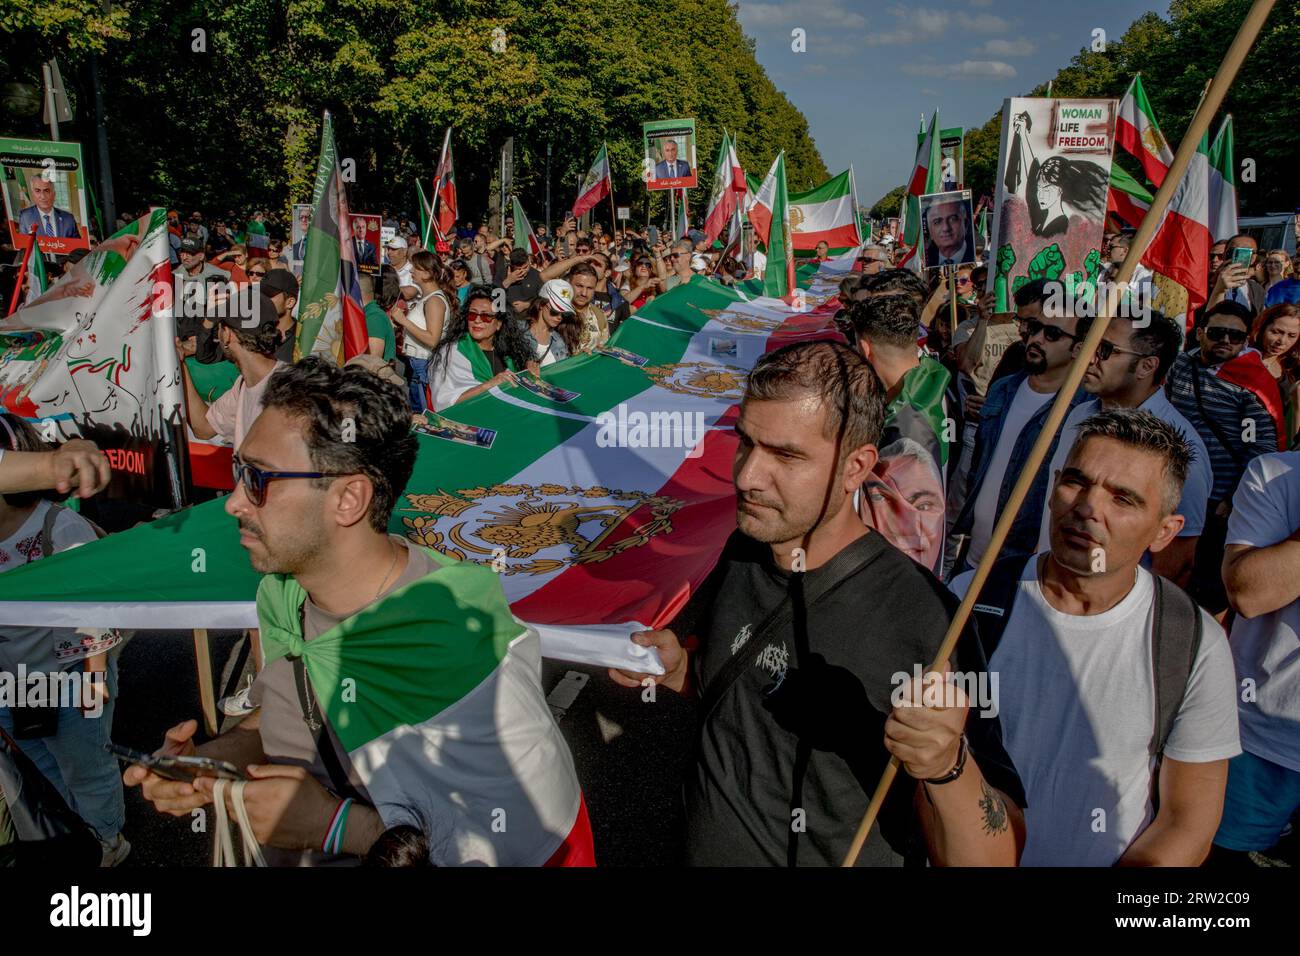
[920,190,976,270]
[349,213,382,275]
[0,137,91,255]
[643,119,698,191]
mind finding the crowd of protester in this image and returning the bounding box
[1,200,1298,871]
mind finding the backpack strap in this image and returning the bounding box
[968,553,1036,663]
[1150,576,1203,758]
[39,502,107,560]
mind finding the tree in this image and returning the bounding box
[870,185,905,220]
[0,0,830,233]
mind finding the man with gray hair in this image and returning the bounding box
[951,408,1240,866]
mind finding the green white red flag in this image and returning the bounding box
[1107,163,1154,229]
[572,143,611,219]
[704,131,746,243]
[512,196,542,255]
[677,189,690,239]
[1117,74,1174,188]
[8,228,46,315]
[899,112,941,270]
[1208,114,1238,243]
[751,152,797,302]
[432,127,457,246]
[1141,130,1213,313]
[0,254,858,665]
[297,111,369,362]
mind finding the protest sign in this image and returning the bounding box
[348,213,382,275]
[987,97,1118,311]
[643,119,698,191]
[0,138,91,255]
[920,189,976,270]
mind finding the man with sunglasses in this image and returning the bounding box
[1035,312,1211,586]
[128,359,590,866]
[948,294,1088,577]
[1166,301,1279,612]
[663,239,696,291]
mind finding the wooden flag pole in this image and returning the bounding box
[948,267,958,335]
[841,0,1277,867]
[605,142,618,242]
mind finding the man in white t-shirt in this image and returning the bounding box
[949,291,1087,575]
[952,408,1240,866]
[1215,450,1300,862]
[178,296,285,450]
[385,236,420,301]
[1037,311,1212,586]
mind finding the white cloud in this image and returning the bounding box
[737,0,867,31]
[902,59,1018,78]
[978,37,1035,56]
[863,6,1011,45]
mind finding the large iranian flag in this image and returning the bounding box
[703,131,746,243]
[1141,131,1213,313]
[0,253,854,673]
[1117,74,1174,188]
[572,143,611,219]
[298,111,369,362]
[1208,114,1238,243]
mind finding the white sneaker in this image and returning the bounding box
[100,832,131,867]
[218,677,256,717]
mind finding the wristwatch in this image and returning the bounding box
[923,733,969,785]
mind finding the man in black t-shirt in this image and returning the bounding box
[611,341,1026,866]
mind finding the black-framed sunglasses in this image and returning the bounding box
[1026,319,1079,343]
[1092,339,1153,362]
[232,456,351,508]
[1205,326,1248,344]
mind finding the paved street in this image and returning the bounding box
[110,629,697,867]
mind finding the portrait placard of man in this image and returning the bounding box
[920,189,976,270]
[644,121,698,191]
[17,170,79,239]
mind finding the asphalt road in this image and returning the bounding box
[110,629,698,867]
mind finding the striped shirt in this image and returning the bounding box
[1165,351,1277,500]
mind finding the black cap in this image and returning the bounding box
[259,268,299,299]
[179,237,205,254]
[214,292,281,334]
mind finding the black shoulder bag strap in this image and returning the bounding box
[291,655,366,803]
[1148,576,1204,814]
[968,553,1035,662]
[698,534,887,725]
[1189,360,1249,472]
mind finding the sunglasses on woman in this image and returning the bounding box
[1205,326,1248,344]
[248,269,268,278]
[466,308,499,322]
[1026,319,1079,343]
[232,456,350,508]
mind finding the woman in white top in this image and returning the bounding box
[428,285,538,411]
[393,251,454,412]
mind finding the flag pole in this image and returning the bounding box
[841,0,1278,867]
[7,233,33,316]
[948,267,958,335]
[606,143,618,243]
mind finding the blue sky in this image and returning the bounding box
[734,0,1167,203]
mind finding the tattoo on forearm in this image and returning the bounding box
[979,779,1008,835]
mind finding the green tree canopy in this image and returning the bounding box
[0,0,829,231]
